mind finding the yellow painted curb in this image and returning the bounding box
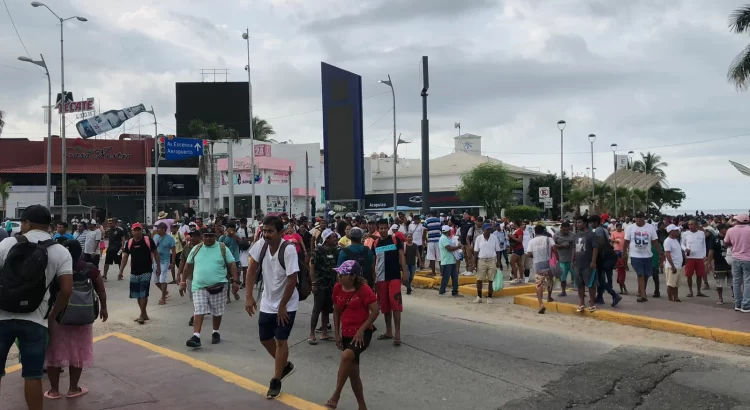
[5,332,325,409]
[513,294,750,347]
[457,284,536,297]
[411,275,436,289]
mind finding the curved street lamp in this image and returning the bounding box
[611,143,618,218]
[588,134,596,197]
[557,120,566,220]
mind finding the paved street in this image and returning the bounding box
[6,264,750,409]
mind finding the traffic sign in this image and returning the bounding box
[164,137,203,160]
[542,197,554,206]
[539,187,550,198]
[544,202,553,209]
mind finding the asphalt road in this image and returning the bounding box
[20,264,750,410]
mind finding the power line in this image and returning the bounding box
[363,107,392,131]
[2,0,43,74]
[0,63,36,74]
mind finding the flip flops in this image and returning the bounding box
[308,338,318,345]
[66,387,88,399]
[376,334,393,341]
[44,390,62,400]
[325,399,338,409]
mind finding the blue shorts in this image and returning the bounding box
[631,257,653,278]
[559,262,573,282]
[258,311,297,342]
[0,319,48,379]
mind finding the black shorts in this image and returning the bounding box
[84,253,101,267]
[313,287,333,315]
[258,311,296,342]
[175,252,182,264]
[512,248,524,256]
[105,248,122,265]
[341,329,372,364]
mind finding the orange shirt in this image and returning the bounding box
[611,230,625,252]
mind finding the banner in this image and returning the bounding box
[76,104,146,138]
[258,170,289,185]
[266,195,289,215]
[221,171,254,185]
[616,155,629,170]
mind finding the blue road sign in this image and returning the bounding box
[164,137,203,160]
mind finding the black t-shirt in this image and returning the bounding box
[711,235,731,272]
[459,220,474,245]
[374,235,404,281]
[124,237,155,275]
[108,227,126,248]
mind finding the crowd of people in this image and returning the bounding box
[3,202,750,410]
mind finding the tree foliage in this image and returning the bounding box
[632,151,668,182]
[0,110,4,137]
[67,179,87,205]
[728,5,750,90]
[505,205,543,222]
[649,186,686,211]
[456,163,520,218]
[252,116,277,142]
[188,120,240,183]
[527,172,573,220]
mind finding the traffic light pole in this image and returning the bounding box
[151,107,159,224]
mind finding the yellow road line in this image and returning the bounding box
[5,332,326,409]
[513,294,750,347]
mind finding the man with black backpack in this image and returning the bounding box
[337,227,374,288]
[590,215,622,307]
[245,216,304,399]
[0,205,73,410]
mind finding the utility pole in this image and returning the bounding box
[305,152,310,217]
[288,165,293,215]
[209,141,215,214]
[420,56,430,216]
[228,139,235,216]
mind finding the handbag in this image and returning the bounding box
[492,269,504,292]
[549,239,562,278]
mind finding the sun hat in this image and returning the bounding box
[335,260,361,276]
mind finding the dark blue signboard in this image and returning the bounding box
[164,137,203,160]
[321,62,364,202]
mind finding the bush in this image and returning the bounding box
[504,205,543,222]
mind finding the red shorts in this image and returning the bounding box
[616,268,627,285]
[684,259,706,278]
[376,279,403,314]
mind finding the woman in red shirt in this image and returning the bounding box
[326,260,379,410]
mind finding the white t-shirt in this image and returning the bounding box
[0,230,73,327]
[473,233,500,259]
[84,228,102,255]
[681,230,707,259]
[523,226,534,249]
[625,223,659,258]
[663,237,683,268]
[526,236,555,264]
[249,238,300,314]
[408,223,425,246]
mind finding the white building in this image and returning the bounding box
[363,134,544,215]
[206,141,324,217]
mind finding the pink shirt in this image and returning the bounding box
[725,224,750,262]
[611,231,625,252]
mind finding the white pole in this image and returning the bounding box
[60,18,67,222]
[152,108,158,222]
[228,140,235,216]
[389,75,397,216]
[43,55,51,209]
[245,29,256,218]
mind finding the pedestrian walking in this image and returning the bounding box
[724,213,750,312]
[372,219,407,346]
[119,223,160,324]
[309,228,339,344]
[153,223,176,305]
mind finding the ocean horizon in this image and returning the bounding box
[664,208,748,216]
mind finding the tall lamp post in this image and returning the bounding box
[18,55,51,208]
[242,30,257,219]
[588,134,596,199]
[557,120,566,220]
[379,75,397,216]
[32,1,87,221]
[628,150,635,214]
[611,143,618,218]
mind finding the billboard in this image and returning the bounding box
[175,82,250,139]
[321,62,364,203]
[365,191,477,210]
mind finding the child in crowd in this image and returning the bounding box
[616,254,628,295]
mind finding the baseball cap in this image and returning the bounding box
[131,223,143,230]
[482,223,492,230]
[736,213,750,224]
[202,227,217,236]
[189,222,197,226]
[89,219,97,225]
[335,259,362,276]
[441,225,451,232]
[20,205,51,225]
[321,228,337,242]
[349,227,364,240]
[666,224,680,233]
[390,224,399,231]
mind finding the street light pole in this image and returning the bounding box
[588,134,596,199]
[379,75,397,216]
[18,54,51,208]
[32,1,88,221]
[611,143,618,218]
[242,29,256,219]
[557,120,566,220]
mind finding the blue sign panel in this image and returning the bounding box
[165,137,203,160]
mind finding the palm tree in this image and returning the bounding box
[188,120,240,183]
[566,188,591,216]
[0,180,12,218]
[67,179,87,205]
[101,174,111,218]
[728,5,750,89]
[632,152,668,181]
[252,116,277,142]
[0,110,5,137]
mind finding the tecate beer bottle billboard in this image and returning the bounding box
[76,104,146,139]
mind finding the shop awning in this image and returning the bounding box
[0,165,146,175]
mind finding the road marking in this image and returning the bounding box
[5,332,326,409]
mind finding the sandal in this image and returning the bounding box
[117,275,124,281]
[308,338,318,345]
[637,297,648,303]
[538,306,546,314]
[233,291,240,301]
[319,335,333,341]
[66,387,88,399]
[588,306,597,313]
[135,318,145,325]
[393,338,402,346]
[325,399,338,409]
[44,390,62,400]
[377,334,393,340]
[686,293,694,297]
[576,305,585,313]
[158,299,166,305]
[697,293,709,297]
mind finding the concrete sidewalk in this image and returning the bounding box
[1,333,324,410]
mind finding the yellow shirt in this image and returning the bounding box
[338,236,351,247]
[171,232,184,254]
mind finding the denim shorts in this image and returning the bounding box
[631,257,653,278]
[258,311,297,342]
[0,319,48,379]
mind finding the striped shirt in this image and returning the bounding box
[425,217,442,243]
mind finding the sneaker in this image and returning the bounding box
[281,362,295,381]
[438,292,446,296]
[486,297,492,304]
[186,335,201,348]
[735,307,741,311]
[266,378,282,399]
[612,294,622,307]
[406,289,412,295]
[653,291,661,298]
[741,309,750,313]
[211,332,221,344]
[474,296,482,303]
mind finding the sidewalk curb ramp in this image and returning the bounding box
[513,294,750,347]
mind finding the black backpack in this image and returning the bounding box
[257,241,311,301]
[342,247,372,285]
[0,235,56,313]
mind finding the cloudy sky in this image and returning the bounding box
[2,0,750,211]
